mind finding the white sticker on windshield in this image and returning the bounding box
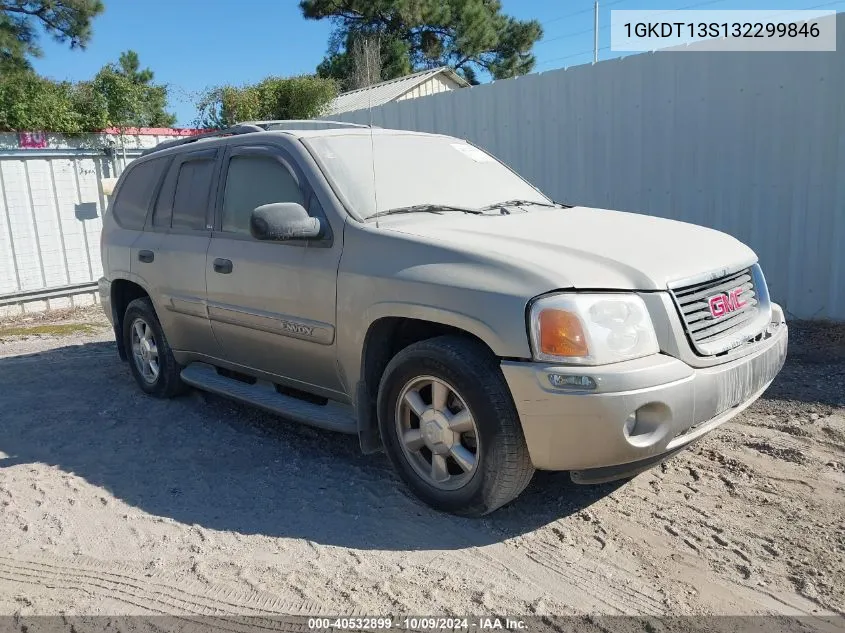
[450,143,494,162]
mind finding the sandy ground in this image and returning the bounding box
[0,306,843,621]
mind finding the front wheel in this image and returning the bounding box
[377,336,535,516]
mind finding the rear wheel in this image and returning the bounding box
[378,336,534,516]
[123,297,187,398]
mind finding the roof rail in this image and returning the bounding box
[141,120,373,157]
[141,123,264,156]
[242,119,373,130]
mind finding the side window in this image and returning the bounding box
[222,155,304,235]
[308,193,324,218]
[111,157,167,230]
[151,159,178,228]
[171,158,215,230]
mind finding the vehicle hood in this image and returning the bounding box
[380,206,757,290]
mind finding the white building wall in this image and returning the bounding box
[396,74,463,101]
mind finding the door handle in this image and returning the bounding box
[213,258,233,274]
[138,250,154,263]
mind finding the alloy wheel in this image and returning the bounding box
[395,375,480,491]
[130,317,160,384]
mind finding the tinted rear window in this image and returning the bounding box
[171,159,215,230]
[111,158,167,229]
[152,159,179,228]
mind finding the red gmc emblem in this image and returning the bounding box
[708,287,746,318]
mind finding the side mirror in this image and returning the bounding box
[250,202,324,241]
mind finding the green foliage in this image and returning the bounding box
[0,71,100,133]
[301,0,543,89]
[194,75,339,129]
[92,50,176,128]
[0,49,176,133]
[0,0,104,73]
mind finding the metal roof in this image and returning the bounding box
[325,67,469,115]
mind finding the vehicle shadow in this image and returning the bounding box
[759,321,845,408]
[0,342,621,551]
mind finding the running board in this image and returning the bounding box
[181,362,357,434]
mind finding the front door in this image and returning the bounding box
[205,144,343,396]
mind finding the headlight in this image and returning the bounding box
[528,293,659,364]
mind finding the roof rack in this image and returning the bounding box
[242,119,373,130]
[141,123,263,155]
[141,119,374,156]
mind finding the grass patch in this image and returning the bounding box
[0,323,103,337]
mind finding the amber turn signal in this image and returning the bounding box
[539,309,589,357]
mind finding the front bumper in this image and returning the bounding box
[501,304,788,479]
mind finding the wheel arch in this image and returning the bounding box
[110,277,152,361]
[353,305,505,454]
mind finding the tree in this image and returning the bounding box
[1,72,78,132]
[194,75,338,129]
[0,50,174,133]
[0,0,104,73]
[316,31,406,91]
[348,33,383,90]
[92,49,176,128]
[301,0,542,89]
[0,69,108,133]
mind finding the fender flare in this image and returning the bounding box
[361,302,509,356]
[352,302,510,454]
[109,273,157,361]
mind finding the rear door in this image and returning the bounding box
[106,155,169,287]
[205,143,343,396]
[132,148,221,356]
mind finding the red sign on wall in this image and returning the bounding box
[18,131,48,149]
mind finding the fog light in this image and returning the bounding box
[624,412,637,435]
[623,402,672,447]
[547,374,597,390]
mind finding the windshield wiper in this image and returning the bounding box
[368,204,483,220]
[478,199,561,214]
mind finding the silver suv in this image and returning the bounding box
[99,120,788,516]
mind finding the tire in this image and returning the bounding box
[377,335,534,516]
[123,297,187,398]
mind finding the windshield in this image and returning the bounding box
[305,133,552,219]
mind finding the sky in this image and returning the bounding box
[29,0,845,126]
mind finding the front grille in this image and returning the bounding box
[670,267,761,353]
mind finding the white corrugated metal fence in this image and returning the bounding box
[0,132,183,315]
